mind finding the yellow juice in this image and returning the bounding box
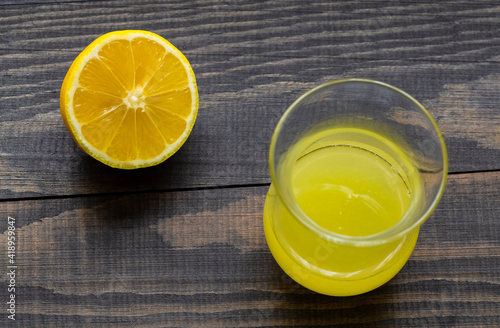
[264,127,423,296]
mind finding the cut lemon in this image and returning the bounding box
[60,30,198,169]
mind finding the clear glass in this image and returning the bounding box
[263,79,448,296]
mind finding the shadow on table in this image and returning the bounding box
[75,147,196,196]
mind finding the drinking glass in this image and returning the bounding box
[263,79,448,296]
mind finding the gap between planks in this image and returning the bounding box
[0,169,497,204]
[0,182,272,203]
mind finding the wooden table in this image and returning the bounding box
[1,1,499,327]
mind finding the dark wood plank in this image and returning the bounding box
[0,171,498,327]
[0,0,499,198]
[0,0,87,6]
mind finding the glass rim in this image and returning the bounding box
[269,78,449,246]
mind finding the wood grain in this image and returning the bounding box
[0,171,498,327]
[0,0,499,198]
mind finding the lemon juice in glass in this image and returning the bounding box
[264,79,448,296]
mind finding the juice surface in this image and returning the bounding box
[292,140,411,236]
[264,127,422,296]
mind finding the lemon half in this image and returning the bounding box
[60,30,198,169]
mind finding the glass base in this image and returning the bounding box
[263,191,419,296]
